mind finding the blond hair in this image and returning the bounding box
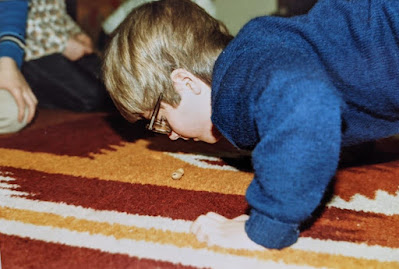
[102,0,232,122]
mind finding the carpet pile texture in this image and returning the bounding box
[0,109,398,268]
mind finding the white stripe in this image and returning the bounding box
[0,195,191,233]
[0,189,29,197]
[0,36,26,50]
[0,219,315,269]
[328,190,399,216]
[1,177,399,263]
[165,152,239,171]
[0,177,191,232]
[292,238,399,263]
[0,182,19,189]
[0,175,15,182]
[1,193,399,263]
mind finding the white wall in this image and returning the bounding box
[213,0,277,35]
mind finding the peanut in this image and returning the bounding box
[171,168,184,180]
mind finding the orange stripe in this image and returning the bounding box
[0,144,253,195]
[1,206,397,269]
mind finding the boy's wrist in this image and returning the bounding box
[245,209,300,249]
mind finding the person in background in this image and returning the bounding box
[21,0,111,112]
[0,0,111,135]
[0,0,37,134]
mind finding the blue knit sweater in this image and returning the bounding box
[0,0,28,68]
[211,0,399,249]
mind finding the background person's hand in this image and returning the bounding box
[74,33,93,52]
[63,33,93,61]
[0,57,38,123]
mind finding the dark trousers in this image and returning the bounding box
[22,53,113,112]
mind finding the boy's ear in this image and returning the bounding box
[170,69,201,94]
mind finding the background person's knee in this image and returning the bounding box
[0,89,29,134]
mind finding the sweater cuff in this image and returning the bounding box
[0,41,24,68]
[245,209,300,249]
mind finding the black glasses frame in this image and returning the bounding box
[146,93,172,134]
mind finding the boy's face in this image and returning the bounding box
[145,69,221,144]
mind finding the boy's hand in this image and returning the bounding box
[0,57,38,123]
[190,212,263,250]
[63,33,93,61]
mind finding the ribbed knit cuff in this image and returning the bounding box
[0,41,24,68]
[245,209,300,249]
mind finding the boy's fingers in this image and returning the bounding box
[191,212,224,233]
[194,226,209,243]
[190,214,218,235]
[190,214,206,234]
[192,220,221,244]
[190,213,229,245]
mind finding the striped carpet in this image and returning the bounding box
[0,109,398,269]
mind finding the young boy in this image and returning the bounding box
[103,0,399,250]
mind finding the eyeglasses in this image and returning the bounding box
[146,93,172,134]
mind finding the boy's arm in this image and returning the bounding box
[245,75,342,249]
[191,74,342,250]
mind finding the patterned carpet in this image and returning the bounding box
[0,109,398,269]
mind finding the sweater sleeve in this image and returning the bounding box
[0,0,28,68]
[245,73,342,249]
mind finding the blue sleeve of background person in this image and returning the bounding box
[0,0,28,68]
[244,72,342,249]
